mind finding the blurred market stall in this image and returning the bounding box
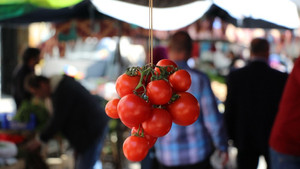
[0,1,300,169]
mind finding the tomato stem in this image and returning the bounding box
[135,66,152,91]
[153,105,166,109]
[125,67,140,76]
[168,93,180,104]
[133,125,145,137]
[152,65,177,81]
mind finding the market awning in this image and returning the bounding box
[0,1,109,25]
[0,0,83,20]
[91,0,212,31]
[91,0,300,30]
[0,0,299,30]
[214,0,300,29]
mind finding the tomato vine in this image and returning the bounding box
[106,59,199,162]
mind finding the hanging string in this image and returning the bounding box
[148,0,153,65]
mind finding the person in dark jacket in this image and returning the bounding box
[224,38,288,169]
[25,74,109,169]
[12,47,40,109]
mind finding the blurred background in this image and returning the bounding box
[0,0,300,168]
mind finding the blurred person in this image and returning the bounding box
[25,74,109,169]
[155,31,228,169]
[224,38,288,169]
[213,42,232,76]
[228,51,246,73]
[269,57,300,169]
[150,45,168,65]
[12,47,41,109]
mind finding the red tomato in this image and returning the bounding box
[131,127,157,148]
[155,59,178,74]
[116,74,140,97]
[142,108,172,137]
[121,120,136,129]
[168,92,200,126]
[146,80,172,105]
[117,94,151,128]
[105,98,120,119]
[123,136,149,162]
[169,69,191,92]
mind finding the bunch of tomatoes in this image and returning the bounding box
[105,59,200,162]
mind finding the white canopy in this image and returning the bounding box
[91,0,300,31]
[214,0,300,29]
[91,0,212,31]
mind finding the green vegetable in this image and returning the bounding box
[13,99,49,131]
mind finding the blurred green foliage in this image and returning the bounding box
[13,99,49,131]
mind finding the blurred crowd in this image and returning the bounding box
[8,29,300,169]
